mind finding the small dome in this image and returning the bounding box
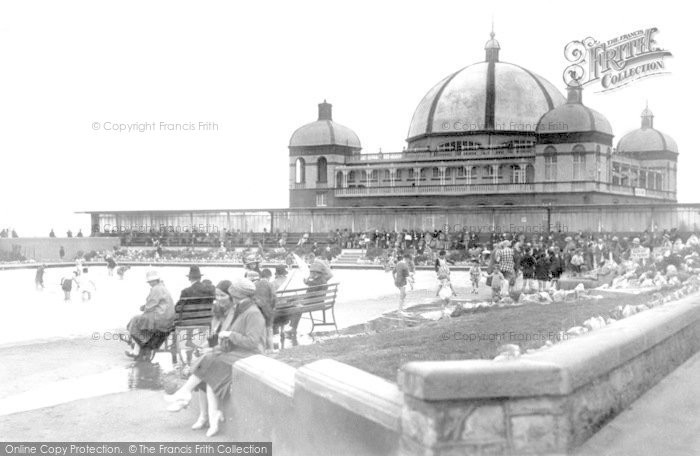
[617,106,678,154]
[289,101,361,148]
[484,31,500,50]
[536,86,613,135]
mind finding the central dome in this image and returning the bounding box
[407,35,565,141]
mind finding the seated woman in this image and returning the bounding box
[165,277,266,437]
[123,270,175,360]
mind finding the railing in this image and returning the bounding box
[349,147,535,163]
[334,183,534,197]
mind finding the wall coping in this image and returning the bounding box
[398,292,700,400]
[233,355,297,398]
[295,359,403,432]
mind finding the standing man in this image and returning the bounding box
[495,240,515,297]
[59,246,65,261]
[393,254,410,314]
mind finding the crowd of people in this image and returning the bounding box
[388,229,700,316]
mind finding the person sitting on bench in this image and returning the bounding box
[123,270,175,360]
[285,262,331,346]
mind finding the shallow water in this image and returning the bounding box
[0,265,462,347]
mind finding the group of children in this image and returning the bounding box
[436,256,514,312]
[59,260,97,301]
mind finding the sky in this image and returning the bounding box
[0,0,697,236]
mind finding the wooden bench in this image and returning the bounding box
[273,283,339,348]
[150,295,215,363]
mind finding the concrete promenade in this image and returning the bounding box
[576,350,700,456]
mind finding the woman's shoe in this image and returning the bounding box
[205,412,224,437]
[191,416,209,430]
[164,390,191,402]
[166,398,190,412]
[165,390,192,412]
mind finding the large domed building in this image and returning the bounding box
[289,34,677,208]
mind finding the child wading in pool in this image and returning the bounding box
[489,266,504,304]
[61,272,78,301]
[436,272,455,318]
[469,259,481,294]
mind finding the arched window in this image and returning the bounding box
[544,147,557,182]
[335,171,343,188]
[316,157,327,183]
[526,164,535,183]
[295,158,305,184]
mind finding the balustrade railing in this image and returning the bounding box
[334,183,534,197]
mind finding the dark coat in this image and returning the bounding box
[519,254,536,279]
[549,255,564,279]
[177,280,215,306]
[535,257,551,281]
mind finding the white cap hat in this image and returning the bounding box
[145,270,161,282]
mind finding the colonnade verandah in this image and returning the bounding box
[334,162,535,188]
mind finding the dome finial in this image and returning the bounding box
[641,102,654,128]
[484,20,500,61]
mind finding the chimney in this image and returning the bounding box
[318,100,332,121]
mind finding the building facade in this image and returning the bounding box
[289,33,678,208]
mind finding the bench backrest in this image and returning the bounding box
[174,295,215,327]
[275,283,339,312]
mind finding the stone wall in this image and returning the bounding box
[398,293,700,455]
[225,293,700,455]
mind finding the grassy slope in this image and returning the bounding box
[274,292,655,381]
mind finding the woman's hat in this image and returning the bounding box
[186,266,202,279]
[216,280,233,298]
[228,277,256,298]
[145,270,160,282]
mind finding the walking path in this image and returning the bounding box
[576,350,700,456]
